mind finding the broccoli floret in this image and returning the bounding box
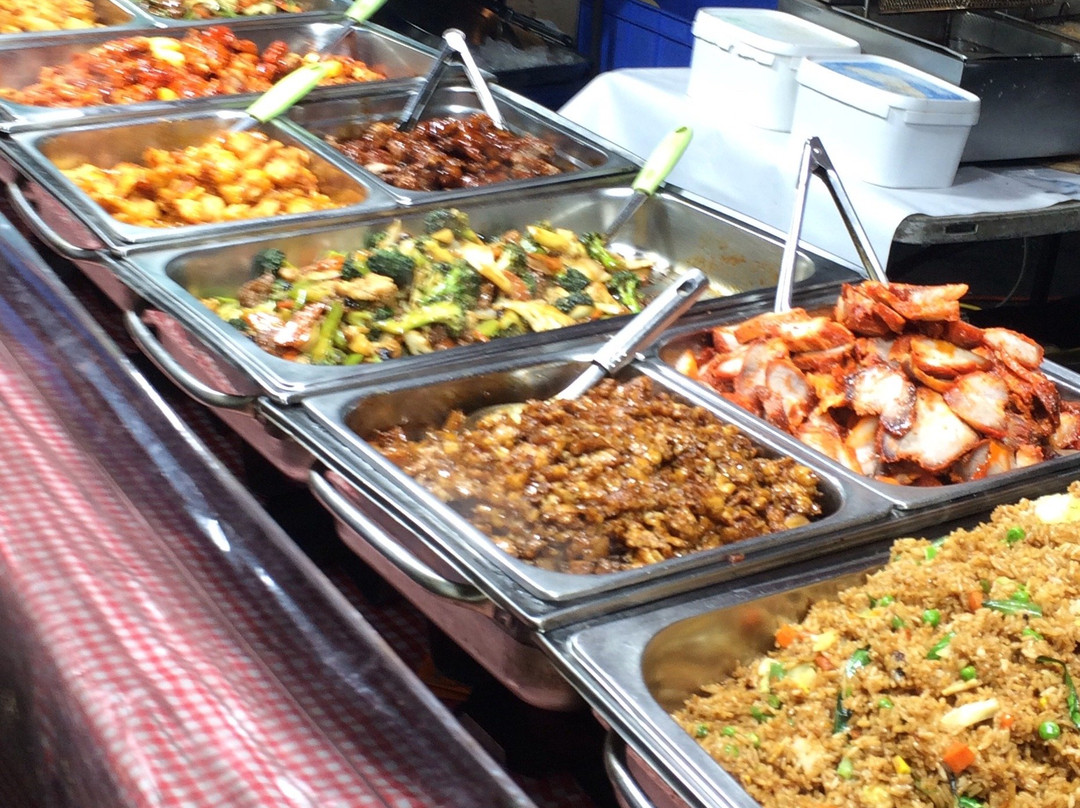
[502,241,529,270]
[423,209,474,239]
[418,260,484,308]
[227,317,250,333]
[582,232,622,272]
[269,278,293,300]
[554,290,593,314]
[371,305,395,321]
[341,253,367,281]
[379,300,465,337]
[251,247,287,277]
[367,248,416,287]
[607,269,644,314]
[363,230,388,249]
[474,311,527,340]
[555,267,590,293]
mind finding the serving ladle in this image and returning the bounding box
[774,136,888,313]
[463,267,709,428]
[398,28,505,132]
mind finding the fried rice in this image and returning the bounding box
[673,481,1080,808]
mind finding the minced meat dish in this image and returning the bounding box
[369,376,823,574]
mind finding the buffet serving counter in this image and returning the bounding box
[0,210,537,807]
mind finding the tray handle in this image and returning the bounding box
[5,178,101,262]
[308,468,489,606]
[603,734,659,808]
[123,309,257,411]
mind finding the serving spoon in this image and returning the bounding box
[604,125,692,241]
[464,268,709,428]
[229,60,335,133]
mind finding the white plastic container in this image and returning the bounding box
[687,8,860,132]
[792,55,982,189]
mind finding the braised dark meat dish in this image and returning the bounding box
[370,376,823,574]
[328,114,569,191]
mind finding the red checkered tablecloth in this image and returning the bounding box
[0,212,537,808]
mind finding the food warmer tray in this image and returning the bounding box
[0,108,399,251]
[0,17,438,133]
[642,282,1080,517]
[255,353,903,707]
[535,526,1005,808]
[263,350,913,631]
[99,176,860,407]
[779,0,1080,162]
[0,0,160,45]
[284,80,639,206]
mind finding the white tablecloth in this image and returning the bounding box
[560,68,1080,271]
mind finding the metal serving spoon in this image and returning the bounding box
[464,268,709,428]
[230,60,335,133]
[604,125,692,241]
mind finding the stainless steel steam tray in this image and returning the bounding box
[644,283,1080,518]
[0,0,159,46]
[1,108,397,251]
[259,352,903,631]
[0,18,436,132]
[536,537,924,808]
[285,81,639,206]
[105,176,858,404]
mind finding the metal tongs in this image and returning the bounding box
[774,136,888,313]
[320,0,391,57]
[398,28,505,132]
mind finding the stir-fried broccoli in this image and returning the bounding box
[363,230,388,249]
[252,247,287,277]
[555,290,594,314]
[377,300,465,337]
[607,269,644,313]
[341,253,367,281]
[501,241,529,270]
[555,267,590,293]
[424,208,474,240]
[367,248,416,287]
[474,310,527,340]
[582,232,621,272]
[416,260,484,308]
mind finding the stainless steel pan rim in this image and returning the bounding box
[0,0,160,45]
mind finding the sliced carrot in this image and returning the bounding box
[964,588,983,611]
[998,711,1015,729]
[774,623,802,648]
[943,740,976,774]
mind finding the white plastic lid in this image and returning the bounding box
[797,55,981,120]
[692,8,860,59]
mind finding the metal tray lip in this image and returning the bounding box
[291,353,897,613]
[539,540,897,808]
[6,108,400,251]
[0,19,437,134]
[0,0,160,45]
[644,283,1080,515]
[289,81,641,206]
